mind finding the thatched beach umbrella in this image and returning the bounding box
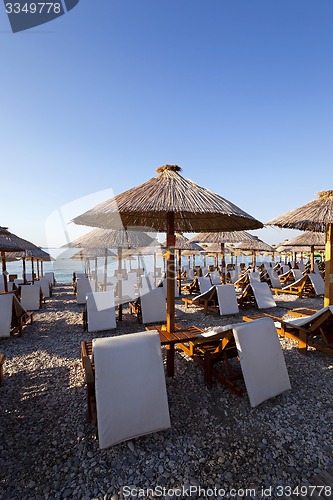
[278,232,325,271]
[236,237,274,268]
[72,165,263,333]
[190,230,258,283]
[266,190,333,305]
[69,228,156,318]
[7,247,53,281]
[0,226,44,290]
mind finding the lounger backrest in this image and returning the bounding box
[118,279,137,302]
[44,272,55,285]
[232,317,291,407]
[20,284,41,311]
[198,277,212,293]
[308,273,325,295]
[140,287,166,324]
[216,284,239,315]
[140,275,155,291]
[249,272,260,284]
[297,261,305,272]
[192,285,216,304]
[292,269,303,281]
[187,268,195,280]
[0,294,13,336]
[251,282,276,309]
[39,277,50,298]
[86,291,116,333]
[77,278,95,304]
[93,331,170,448]
[228,269,239,283]
[209,271,221,285]
[267,269,282,288]
[162,279,179,298]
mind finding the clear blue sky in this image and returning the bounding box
[1,0,332,248]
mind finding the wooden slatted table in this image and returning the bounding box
[145,323,203,377]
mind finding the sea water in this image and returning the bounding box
[2,249,274,284]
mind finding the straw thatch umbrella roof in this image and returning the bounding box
[236,237,274,268]
[0,227,45,290]
[73,166,263,232]
[190,230,257,244]
[281,232,325,247]
[266,190,333,304]
[69,227,156,250]
[190,231,258,282]
[72,165,263,333]
[278,232,325,271]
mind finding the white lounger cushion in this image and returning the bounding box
[308,273,325,295]
[0,294,13,337]
[140,286,166,324]
[20,284,40,311]
[251,282,276,309]
[93,331,171,448]
[197,277,212,293]
[233,317,291,407]
[39,277,50,298]
[0,275,5,292]
[77,278,95,304]
[86,291,116,333]
[216,284,239,315]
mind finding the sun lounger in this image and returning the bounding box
[140,286,166,324]
[244,306,333,356]
[266,268,282,288]
[85,291,116,333]
[76,278,95,305]
[83,331,171,448]
[182,285,218,314]
[39,277,51,299]
[44,272,56,286]
[307,272,325,295]
[248,272,261,284]
[20,283,41,311]
[0,294,13,337]
[232,317,291,407]
[0,293,33,337]
[216,284,239,315]
[197,277,212,293]
[238,282,276,309]
[0,275,5,292]
[209,271,221,285]
[178,317,291,405]
[271,275,308,297]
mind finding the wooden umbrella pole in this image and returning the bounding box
[31,258,35,283]
[41,260,44,277]
[178,249,182,296]
[23,256,26,284]
[118,247,123,321]
[1,251,8,292]
[221,242,226,283]
[166,212,175,334]
[324,223,333,307]
[310,245,315,273]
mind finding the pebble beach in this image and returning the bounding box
[0,283,332,500]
